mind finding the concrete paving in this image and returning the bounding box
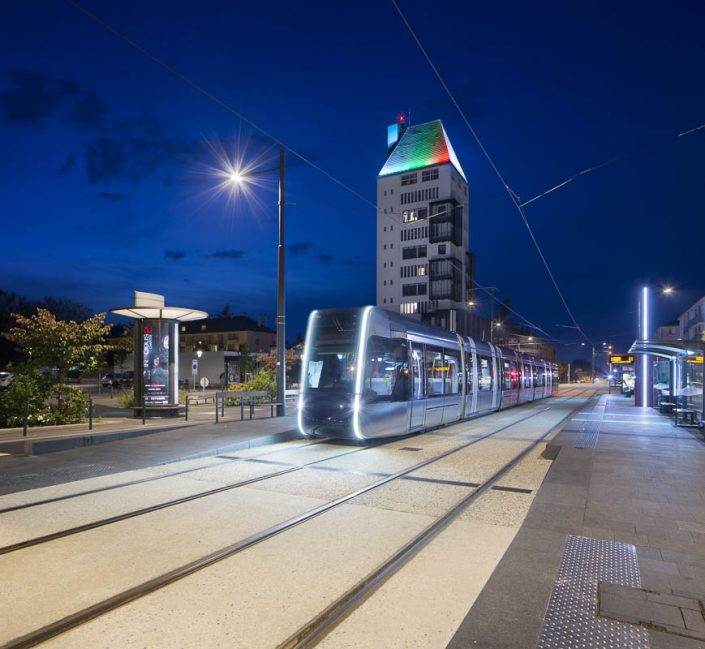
[0,412,298,496]
[447,391,705,649]
[0,388,592,648]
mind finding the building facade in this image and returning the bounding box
[678,297,705,342]
[653,321,681,342]
[178,316,276,353]
[377,117,479,335]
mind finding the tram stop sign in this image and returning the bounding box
[200,377,209,389]
[192,359,198,375]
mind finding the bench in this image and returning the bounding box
[215,391,284,422]
[674,408,698,427]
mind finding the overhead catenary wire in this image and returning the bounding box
[390,0,593,346]
[63,0,377,211]
[64,0,572,348]
[519,121,705,208]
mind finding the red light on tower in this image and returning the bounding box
[397,114,405,123]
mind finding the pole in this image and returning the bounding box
[489,288,495,345]
[23,401,28,437]
[276,148,287,416]
[591,345,595,383]
[89,395,93,430]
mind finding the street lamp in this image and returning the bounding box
[227,149,287,416]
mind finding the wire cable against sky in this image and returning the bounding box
[65,0,574,348]
[391,0,593,346]
[63,0,377,211]
[519,121,705,208]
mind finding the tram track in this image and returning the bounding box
[0,392,587,557]
[278,389,597,649]
[0,395,594,649]
[0,437,332,515]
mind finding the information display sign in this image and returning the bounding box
[610,355,634,365]
[142,320,171,405]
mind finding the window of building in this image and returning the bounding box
[384,280,387,286]
[438,244,447,254]
[181,326,186,332]
[422,168,439,182]
[390,243,393,248]
[384,226,387,232]
[383,262,386,268]
[384,298,387,304]
[383,244,387,250]
[401,173,417,186]
[400,302,419,315]
[201,324,207,331]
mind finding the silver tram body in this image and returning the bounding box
[298,306,559,440]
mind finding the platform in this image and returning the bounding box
[449,392,705,649]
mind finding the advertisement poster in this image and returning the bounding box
[143,320,170,405]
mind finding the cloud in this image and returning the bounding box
[58,153,77,175]
[164,249,186,260]
[98,192,128,201]
[0,69,197,185]
[0,69,79,125]
[84,127,195,185]
[210,249,245,259]
[289,241,313,255]
[318,252,333,264]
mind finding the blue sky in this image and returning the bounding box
[1,0,704,357]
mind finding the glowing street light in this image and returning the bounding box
[224,149,287,416]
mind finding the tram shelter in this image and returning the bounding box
[628,339,704,427]
[112,291,207,417]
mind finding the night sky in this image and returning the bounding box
[2,1,704,361]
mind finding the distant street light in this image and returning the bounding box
[226,149,287,416]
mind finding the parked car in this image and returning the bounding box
[0,372,13,390]
[102,372,134,389]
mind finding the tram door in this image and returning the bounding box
[409,344,426,430]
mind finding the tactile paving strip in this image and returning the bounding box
[536,535,649,649]
[575,398,606,448]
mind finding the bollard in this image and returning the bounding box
[110,384,114,400]
[142,405,146,425]
[88,395,93,431]
[249,394,254,420]
[23,401,29,437]
[185,397,189,421]
[221,393,225,419]
[215,393,219,424]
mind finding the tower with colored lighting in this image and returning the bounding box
[377,116,478,335]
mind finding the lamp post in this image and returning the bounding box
[468,285,498,343]
[228,149,287,416]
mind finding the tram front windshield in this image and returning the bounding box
[303,310,360,394]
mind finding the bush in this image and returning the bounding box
[51,385,87,425]
[246,370,276,400]
[0,366,53,428]
[227,382,248,393]
[115,390,134,408]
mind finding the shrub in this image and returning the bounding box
[0,365,53,428]
[246,370,276,399]
[50,385,87,425]
[115,390,134,408]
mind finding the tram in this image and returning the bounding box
[297,306,559,440]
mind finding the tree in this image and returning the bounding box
[3,308,111,380]
[237,343,256,380]
[261,347,297,377]
[219,303,232,318]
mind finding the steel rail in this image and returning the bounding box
[0,435,329,515]
[0,442,384,556]
[0,397,577,649]
[277,390,597,649]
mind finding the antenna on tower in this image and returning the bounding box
[408,110,412,126]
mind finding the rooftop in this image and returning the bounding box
[378,119,467,181]
[181,316,274,335]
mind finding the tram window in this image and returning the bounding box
[305,351,356,392]
[523,364,532,388]
[425,346,445,397]
[536,366,545,387]
[444,349,460,395]
[478,356,492,391]
[411,347,425,399]
[503,361,518,390]
[363,337,409,402]
[465,353,474,394]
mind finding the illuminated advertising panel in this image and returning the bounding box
[142,319,171,405]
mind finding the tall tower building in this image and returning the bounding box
[377,116,477,335]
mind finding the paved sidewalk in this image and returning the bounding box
[0,413,298,496]
[448,391,705,649]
